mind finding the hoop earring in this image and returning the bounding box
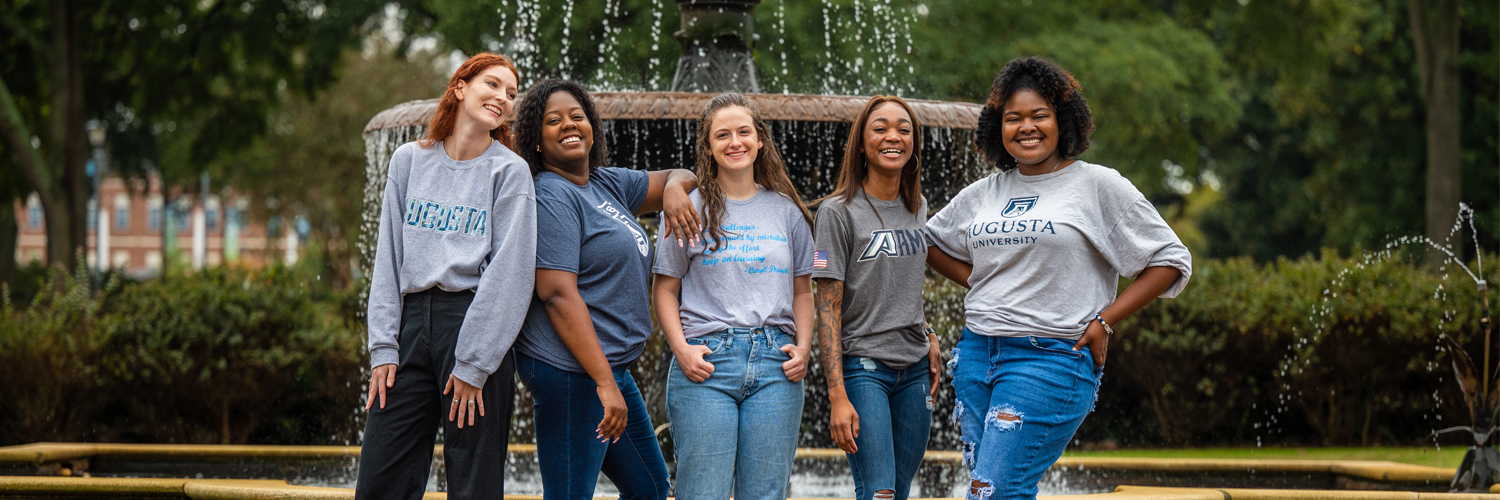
[902,161,919,175]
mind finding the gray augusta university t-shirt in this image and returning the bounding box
[812,191,929,369]
[653,187,815,338]
[515,167,654,373]
[923,161,1192,340]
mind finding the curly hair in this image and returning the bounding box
[974,57,1095,171]
[693,93,814,252]
[511,79,609,176]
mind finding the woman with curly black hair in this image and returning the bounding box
[510,79,699,500]
[924,57,1193,500]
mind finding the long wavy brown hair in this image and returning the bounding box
[818,95,924,222]
[420,53,520,150]
[694,93,813,252]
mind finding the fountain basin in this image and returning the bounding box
[0,443,1460,498]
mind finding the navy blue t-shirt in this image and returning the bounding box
[516,167,653,373]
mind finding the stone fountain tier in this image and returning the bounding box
[362,92,983,132]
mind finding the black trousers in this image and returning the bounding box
[355,288,515,500]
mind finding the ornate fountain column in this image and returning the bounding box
[670,0,760,93]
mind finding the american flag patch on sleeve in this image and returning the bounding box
[813,250,828,269]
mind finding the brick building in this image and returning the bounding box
[15,173,299,277]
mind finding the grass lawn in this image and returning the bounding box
[1060,447,1469,468]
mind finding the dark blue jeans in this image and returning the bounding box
[842,356,932,500]
[516,352,670,500]
[950,327,1101,500]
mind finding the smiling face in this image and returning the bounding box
[538,91,594,169]
[1000,89,1061,169]
[708,105,762,173]
[455,65,518,131]
[862,102,914,175]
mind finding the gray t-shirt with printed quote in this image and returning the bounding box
[653,187,815,339]
[812,191,930,369]
[924,161,1192,340]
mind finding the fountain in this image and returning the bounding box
[1424,206,1496,493]
[359,1,986,496]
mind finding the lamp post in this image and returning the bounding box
[86,120,107,274]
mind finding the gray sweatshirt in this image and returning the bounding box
[367,140,537,387]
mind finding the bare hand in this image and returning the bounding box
[1071,321,1109,368]
[927,337,942,402]
[366,364,396,410]
[444,375,485,428]
[674,344,716,383]
[660,185,701,248]
[829,397,860,453]
[596,383,627,443]
[781,344,809,382]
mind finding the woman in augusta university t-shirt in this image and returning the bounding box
[510,79,699,500]
[652,93,816,500]
[812,96,941,500]
[924,58,1192,500]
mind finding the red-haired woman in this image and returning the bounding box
[358,53,534,500]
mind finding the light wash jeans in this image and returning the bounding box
[842,356,932,500]
[950,327,1101,500]
[667,326,805,500]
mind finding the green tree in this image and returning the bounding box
[0,0,397,269]
[209,41,448,287]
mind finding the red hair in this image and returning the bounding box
[420,53,521,149]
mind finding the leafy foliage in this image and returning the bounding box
[0,265,365,446]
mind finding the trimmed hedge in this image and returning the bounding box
[0,265,365,446]
[2,251,1492,447]
[1062,251,1489,447]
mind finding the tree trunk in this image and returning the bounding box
[0,201,15,288]
[49,0,88,269]
[1408,0,1463,269]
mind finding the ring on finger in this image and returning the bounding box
[451,399,460,405]
[467,400,476,407]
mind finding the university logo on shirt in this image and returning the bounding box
[856,229,925,262]
[1001,196,1039,218]
[404,197,488,237]
[595,201,649,256]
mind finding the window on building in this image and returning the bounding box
[172,199,191,235]
[114,194,130,232]
[26,194,42,229]
[87,199,97,233]
[147,195,163,233]
[205,196,221,233]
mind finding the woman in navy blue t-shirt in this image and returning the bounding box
[510,79,699,500]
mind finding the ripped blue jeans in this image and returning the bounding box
[950,327,1101,500]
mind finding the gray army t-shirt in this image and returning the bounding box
[654,187,815,338]
[812,191,929,368]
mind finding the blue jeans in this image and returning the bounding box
[950,327,1101,500]
[667,326,805,500]
[842,356,932,500]
[516,352,670,500]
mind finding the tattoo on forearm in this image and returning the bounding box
[815,279,844,391]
